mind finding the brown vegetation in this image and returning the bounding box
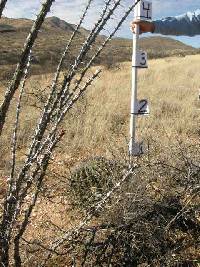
[0,55,200,266]
[0,17,199,80]
[0,1,199,265]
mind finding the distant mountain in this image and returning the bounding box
[108,36,198,63]
[45,16,76,31]
[0,16,198,77]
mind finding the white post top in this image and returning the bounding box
[134,0,152,21]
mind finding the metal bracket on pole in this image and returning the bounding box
[129,0,152,157]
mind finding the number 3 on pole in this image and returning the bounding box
[132,50,148,68]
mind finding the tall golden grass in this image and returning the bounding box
[1,55,200,165]
[60,54,200,157]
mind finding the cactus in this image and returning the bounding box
[69,157,124,211]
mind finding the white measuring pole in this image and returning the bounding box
[129,0,152,157]
[129,23,139,156]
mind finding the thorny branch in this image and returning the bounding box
[10,52,32,184]
[0,4,123,238]
[0,52,32,267]
[0,0,55,135]
[16,0,141,183]
[42,168,134,263]
[21,0,118,165]
[0,0,7,18]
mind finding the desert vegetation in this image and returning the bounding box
[0,0,199,266]
[0,17,199,81]
[0,54,200,266]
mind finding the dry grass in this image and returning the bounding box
[59,54,200,156]
[0,55,200,265]
[1,55,200,167]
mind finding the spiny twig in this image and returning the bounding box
[10,51,32,184]
[72,0,142,93]
[43,168,135,263]
[0,0,7,18]
[22,0,116,165]
[0,0,55,136]
[0,52,32,267]
[0,0,144,265]
[9,0,141,223]
[50,0,94,98]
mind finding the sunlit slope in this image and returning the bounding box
[0,16,198,79]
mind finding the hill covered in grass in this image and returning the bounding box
[0,16,199,79]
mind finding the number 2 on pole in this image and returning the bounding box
[137,99,149,115]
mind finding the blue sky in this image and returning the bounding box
[2,0,200,48]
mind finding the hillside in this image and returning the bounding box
[103,36,198,64]
[0,16,199,78]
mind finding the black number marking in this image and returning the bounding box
[140,52,147,66]
[139,143,144,154]
[133,142,144,156]
[142,1,152,19]
[138,99,148,114]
